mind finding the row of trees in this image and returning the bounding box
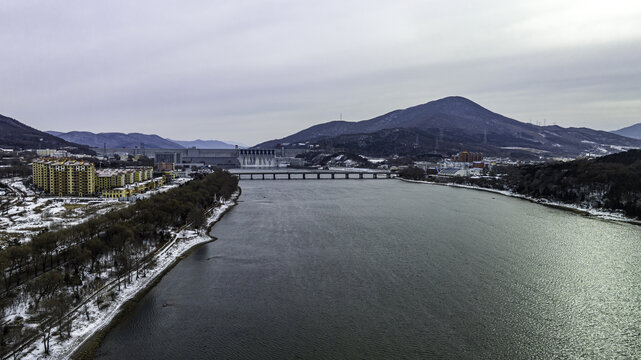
[398,167,426,180]
[0,152,36,179]
[0,165,31,179]
[0,169,238,355]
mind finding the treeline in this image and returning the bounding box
[0,152,35,179]
[398,167,426,180]
[0,169,238,355]
[0,165,31,179]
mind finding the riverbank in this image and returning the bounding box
[16,190,241,360]
[399,178,641,225]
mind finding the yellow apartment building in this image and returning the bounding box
[102,187,133,199]
[100,177,166,199]
[34,159,159,198]
[32,158,96,196]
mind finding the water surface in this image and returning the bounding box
[95,180,641,359]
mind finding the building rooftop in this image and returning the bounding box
[96,168,132,177]
[34,158,92,166]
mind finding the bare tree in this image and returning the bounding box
[26,270,63,310]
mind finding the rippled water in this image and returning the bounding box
[95,180,641,359]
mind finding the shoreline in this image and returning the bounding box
[71,188,242,360]
[399,178,641,226]
[17,189,242,360]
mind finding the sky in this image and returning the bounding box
[2,1,641,146]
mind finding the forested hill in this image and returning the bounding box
[0,114,94,153]
[505,150,641,218]
[407,149,641,219]
[254,96,641,157]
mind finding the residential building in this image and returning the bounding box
[36,149,70,158]
[32,158,96,196]
[101,177,165,199]
[33,158,157,197]
[157,161,174,171]
[452,151,483,163]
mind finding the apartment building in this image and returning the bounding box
[101,176,165,199]
[33,158,157,197]
[32,158,96,196]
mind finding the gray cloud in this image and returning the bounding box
[1,1,640,145]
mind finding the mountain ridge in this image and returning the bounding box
[612,123,641,140]
[46,131,184,149]
[47,131,240,149]
[254,96,641,157]
[168,139,239,149]
[0,114,94,153]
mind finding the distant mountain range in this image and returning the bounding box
[47,131,238,149]
[0,114,94,154]
[612,123,641,140]
[46,131,180,149]
[168,139,239,149]
[255,96,641,157]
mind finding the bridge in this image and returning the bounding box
[231,171,397,180]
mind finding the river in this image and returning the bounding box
[94,180,641,359]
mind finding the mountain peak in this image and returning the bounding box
[254,96,641,157]
[434,95,475,103]
[612,122,641,140]
[417,96,491,114]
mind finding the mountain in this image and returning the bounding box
[46,131,183,149]
[0,114,94,153]
[169,139,239,149]
[612,123,641,140]
[255,96,641,157]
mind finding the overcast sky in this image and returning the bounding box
[2,1,641,145]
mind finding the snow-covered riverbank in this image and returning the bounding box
[0,177,191,244]
[399,178,641,225]
[16,191,240,360]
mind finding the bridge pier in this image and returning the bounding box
[331,173,335,179]
[317,173,321,179]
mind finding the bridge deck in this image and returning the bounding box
[231,171,397,180]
